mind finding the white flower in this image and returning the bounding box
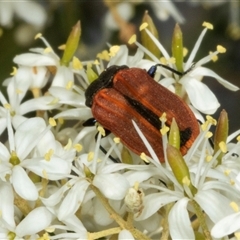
[0,0,46,28]
[131,119,239,238]
[150,1,185,23]
[0,66,61,134]
[0,115,73,201]
[105,1,184,31]
[118,229,135,240]
[0,1,47,46]
[211,209,240,238]
[0,206,53,239]
[0,181,15,229]
[107,44,154,69]
[13,34,93,126]
[48,215,88,239]
[13,34,85,88]
[136,22,239,114]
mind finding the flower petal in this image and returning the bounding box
[7,67,31,105]
[12,165,38,201]
[182,77,220,114]
[136,192,179,221]
[191,66,239,91]
[194,190,234,223]
[0,142,11,161]
[0,182,15,228]
[52,66,74,87]
[58,180,89,220]
[15,207,53,237]
[41,179,77,207]
[118,230,134,240]
[14,1,47,27]
[93,198,114,226]
[108,45,129,66]
[19,96,61,115]
[93,173,129,200]
[54,108,91,121]
[62,215,87,233]
[211,211,240,238]
[15,117,46,159]
[168,198,194,239]
[48,86,85,107]
[14,53,57,66]
[22,156,71,180]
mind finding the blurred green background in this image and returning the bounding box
[0,1,239,133]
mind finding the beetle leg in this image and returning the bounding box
[82,117,97,127]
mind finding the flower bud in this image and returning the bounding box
[60,21,81,66]
[87,64,98,83]
[172,23,183,73]
[214,109,229,164]
[167,144,196,195]
[140,11,161,60]
[168,118,180,150]
[121,146,133,164]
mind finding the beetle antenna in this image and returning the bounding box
[184,63,196,75]
[155,64,183,76]
[148,63,195,78]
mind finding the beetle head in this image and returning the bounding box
[85,65,129,107]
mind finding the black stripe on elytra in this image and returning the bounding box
[180,127,192,147]
[124,95,162,130]
[124,95,192,147]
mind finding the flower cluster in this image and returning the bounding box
[0,18,240,240]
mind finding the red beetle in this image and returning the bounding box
[85,64,199,162]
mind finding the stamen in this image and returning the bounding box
[230,202,239,212]
[205,131,213,139]
[109,45,120,57]
[74,144,82,152]
[49,118,57,127]
[219,141,227,153]
[10,67,17,76]
[87,152,94,161]
[114,137,120,143]
[44,149,54,161]
[42,169,48,179]
[205,155,213,162]
[139,22,148,31]
[160,125,170,135]
[44,47,53,53]
[34,33,42,39]
[202,22,214,30]
[97,126,105,137]
[48,97,59,105]
[140,152,149,163]
[128,34,137,44]
[58,44,66,50]
[72,57,83,70]
[217,45,226,53]
[64,139,72,150]
[65,81,73,90]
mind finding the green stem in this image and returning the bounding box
[89,227,121,239]
[90,184,151,240]
[175,82,183,98]
[191,200,212,240]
